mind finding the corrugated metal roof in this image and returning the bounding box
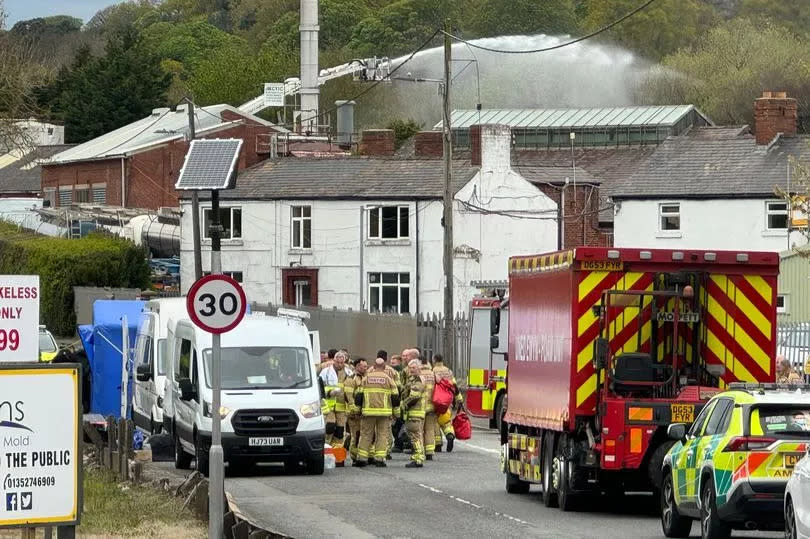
[44,105,279,165]
[439,105,708,130]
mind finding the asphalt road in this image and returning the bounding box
[193,421,780,539]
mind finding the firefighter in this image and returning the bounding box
[332,351,352,450]
[777,356,802,384]
[354,357,399,467]
[432,354,464,453]
[418,350,438,460]
[319,350,346,447]
[344,357,367,462]
[402,358,426,468]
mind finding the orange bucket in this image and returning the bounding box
[325,446,347,464]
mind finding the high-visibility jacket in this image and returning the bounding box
[433,364,464,405]
[334,367,350,413]
[402,375,425,419]
[320,366,340,413]
[357,368,398,417]
[344,373,364,417]
[419,364,436,414]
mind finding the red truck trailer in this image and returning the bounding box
[499,247,779,510]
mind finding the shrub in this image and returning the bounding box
[0,221,149,336]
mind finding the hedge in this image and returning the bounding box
[0,221,150,336]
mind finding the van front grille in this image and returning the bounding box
[231,409,298,437]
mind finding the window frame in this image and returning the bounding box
[765,200,789,231]
[688,400,715,438]
[703,398,734,437]
[776,294,788,314]
[58,186,72,207]
[368,272,410,314]
[202,206,242,240]
[368,205,410,240]
[203,270,243,283]
[92,183,107,204]
[74,185,90,204]
[291,205,312,249]
[658,202,681,232]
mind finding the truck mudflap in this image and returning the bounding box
[506,432,542,483]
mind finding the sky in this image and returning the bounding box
[3,0,126,26]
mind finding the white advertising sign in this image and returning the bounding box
[0,366,80,527]
[0,276,40,363]
[264,83,285,107]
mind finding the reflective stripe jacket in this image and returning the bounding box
[402,375,425,419]
[358,368,398,417]
[419,364,436,414]
[343,373,364,417]
[334,367,350,413]
[433,364,463,405]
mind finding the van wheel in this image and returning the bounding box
[195,433,210,477]
[306,456,325,475]
[174,434,192,470]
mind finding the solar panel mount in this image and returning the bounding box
[175,138,243,190]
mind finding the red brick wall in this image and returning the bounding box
[40,117,275,209]
[536,183,612,248]
[754,91,798,145]
[414,131,443,157]
[359,130,395,156]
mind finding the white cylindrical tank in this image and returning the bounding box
[299,0,320,133]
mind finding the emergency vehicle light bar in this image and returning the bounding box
[277,308,311,321]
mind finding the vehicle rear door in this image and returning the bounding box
[746,405,810,485]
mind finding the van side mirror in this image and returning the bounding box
[667,423,687,442]
[593,338,609,370]
[490,308,500,336]
[490,335,499,350]
[178,378,196,401]
[136,363,152,382]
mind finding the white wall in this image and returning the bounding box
[613,198,805,252]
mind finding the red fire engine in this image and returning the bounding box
[498,247,779,510]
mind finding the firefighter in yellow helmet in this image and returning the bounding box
[344,357,367,462]
[402,358,426,467]
[416,350,438,460]
[354,357,399,467]
[432,353,464,453]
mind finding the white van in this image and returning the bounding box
[133,298,188,434]
[169,311,324,475]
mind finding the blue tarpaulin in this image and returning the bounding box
[80,300,145,418]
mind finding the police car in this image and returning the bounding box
[660,383,810,538]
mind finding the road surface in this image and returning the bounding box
[165,422,775,539]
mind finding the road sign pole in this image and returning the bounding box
[209,189,224,538]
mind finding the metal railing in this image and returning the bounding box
[777,321,810,374]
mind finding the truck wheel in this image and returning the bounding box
[306,456,325,475]
[661,471,691,538]
[555,437,577,512]
[700,477,730,539]
[490,393,505,430]
[174,434,192,470]
[648,441,675,492]
[194,433,210,477]
[541,432,557,508]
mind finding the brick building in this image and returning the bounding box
[41,105,280,210]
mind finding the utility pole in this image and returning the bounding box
[186,98,203,281]
[208,188,224,539]
[442,19,455,366]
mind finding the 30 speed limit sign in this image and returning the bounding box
[186,274,247,334]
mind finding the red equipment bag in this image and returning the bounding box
[432,378,455,415]
[452,411,472,440]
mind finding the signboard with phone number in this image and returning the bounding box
[0,276,39,363]
[0,364,81,528]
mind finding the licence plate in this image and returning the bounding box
[671,404,695,423]
[249,437,283,447]
[581,260,623,272]
[784,453,803,468]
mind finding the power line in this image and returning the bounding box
[441,0,658,55]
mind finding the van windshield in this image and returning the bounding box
[202,347,312,390]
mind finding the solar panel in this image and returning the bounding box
[175,139,243,190]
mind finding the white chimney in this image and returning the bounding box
[299,0,320,134]
[472,124,511,172]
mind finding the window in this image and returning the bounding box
[368,272,410,314]
[659,203,680,231]
[74,186,90,203]
[203,346,312,389]
[43,189,56,208]
[203,271,243,283]
[202,207,242,240]
[157,338,167,376]
[291,205,312,249]
[777,294,788,314]
[368,206,409,239]
[175,338,191,382]
[58,187,72,207]
[92,184,106,204]
[766,201,788,230]
[688,401,715,437]
[703,399,733,436]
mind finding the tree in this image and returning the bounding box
[463,0,579,38]
[38,28,171,143]
[387,118,422,148]
[583,0,719,60]
[639,19,810,129]
[738,0,810,40]
[349,0,454,57]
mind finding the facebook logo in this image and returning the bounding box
[20,492,32,510]
[5,492,17,511]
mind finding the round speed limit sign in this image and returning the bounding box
[186,274,247,334]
